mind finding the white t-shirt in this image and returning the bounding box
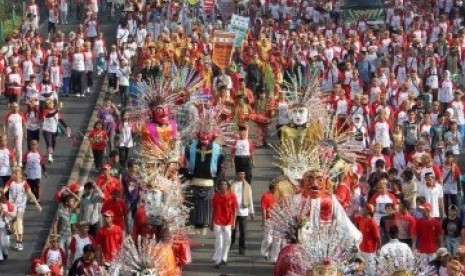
[72,52,85,71]
[8,181,30,211]
[25,151,43,179]
[7,113,24,136]
[117,67,130,86]
[119,122,134,148]
[234,139,251,156]
[0,148,13,176]
[418,184,443,218]
[374,122,391,148]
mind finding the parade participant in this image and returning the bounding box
[95,210,123,265]
[4,102,26,167]
[211,180,237,268]
[260,181,278,262]
[251,89,272,146]
[353,203,380,276]
[68,244,102,276]
[0,135,14,188]
[230,171,254,256]
[78,181,104,236]
[87,120,108,172]
[234,95,253,126]
[416,203,444,261]
[101,189,127,230]
[23,139,47,201]
[41,234,66,274]
[184,114,225,229]
[4,166,42,251]
[94,164,121,203]
[68,221,94,264]
[231,125,254,185]
[41,100,70,163]
[0,191,16,262]
[377,225,415,276]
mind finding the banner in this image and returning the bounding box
[212,31,236,70]
[227,14,250,47]
[217,0,235,19]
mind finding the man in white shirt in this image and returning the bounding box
[230,171,254,255]
[418,172,445,219]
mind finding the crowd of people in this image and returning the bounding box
[4,0,465,275]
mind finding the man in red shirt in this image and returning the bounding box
[260,182,277,262]
[95,164,121,202]
[416,203,443,261]
[211,180,237,268]
[101,189,128,230]
[396,200,417,249]
[95,210,123,265]
[354,203,380,275]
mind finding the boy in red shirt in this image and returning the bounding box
[354,203,380,275]
[260,182,278,262]
[416,203,443,261]
[95,164,121,203]
[211,180,237,268]
[95,210,123,265]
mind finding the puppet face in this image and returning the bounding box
[152,105,170,124]
[198,131,213,146]
[283,155,309,183]
[291,106,308,126]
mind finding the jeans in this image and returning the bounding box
[445,236,459,255]
[62,77,71,96]
[119,85,129,107]
[231,216,247,252]
[71,70,86,95]
[119,146,131,168]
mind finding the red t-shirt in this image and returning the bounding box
[261,191,275,220]
[354,216,380,253]
[101,199,128,229]
[416,217,443,254]
[396,212,417,240]
[88,129,108,151]
[212,192,237,226]
[95,175,121,202]
[95,224,124,262]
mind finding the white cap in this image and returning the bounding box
[36,264,51,274]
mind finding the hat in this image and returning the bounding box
[36,264,51,274]
[436,247,450,257]
[69,182,83,194]
[103,163,112,170]
[102,210,114,217]
[419,203,432,212]
[354,253,365,262]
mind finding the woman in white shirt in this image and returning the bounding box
[119,113,135,168]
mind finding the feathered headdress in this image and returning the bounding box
[181,104,236,146]
[109,236,169,276]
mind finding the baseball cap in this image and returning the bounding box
[69,182,83,193]
[103,163,112,170]
[419,203,432,212]
[102,210,114,217]
[436,247,450,257]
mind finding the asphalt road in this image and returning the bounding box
[184,131,277,276]
[0,13,116,275]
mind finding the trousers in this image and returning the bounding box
[231,216,247,252]
[213,224,231,264]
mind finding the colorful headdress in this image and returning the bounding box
[109,236,169,276]
[137,165,191,235]
[181,105,236,146]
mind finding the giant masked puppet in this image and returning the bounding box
[183,108,234,228]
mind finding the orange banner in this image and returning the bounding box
[212,31,236,70]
